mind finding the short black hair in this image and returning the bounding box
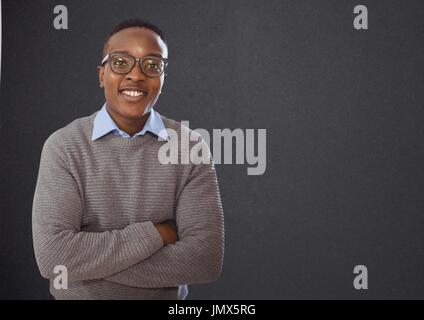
[103,19,167,56]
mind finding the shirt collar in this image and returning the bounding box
[91,103,169,142]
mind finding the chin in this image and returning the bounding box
[120,106,148,119]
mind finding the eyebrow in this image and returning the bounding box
[112,50,165,58]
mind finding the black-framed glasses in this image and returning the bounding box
[101,52,168,78]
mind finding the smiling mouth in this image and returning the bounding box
[118,89,148,102]
[120,90,146,97]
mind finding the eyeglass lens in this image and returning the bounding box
[110,54,166,77]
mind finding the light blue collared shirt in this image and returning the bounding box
[91,104,169,141]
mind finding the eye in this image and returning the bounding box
[112,56,130,67]
[146,61,159,69]
[144,58,163,69]
[113,59,127,66]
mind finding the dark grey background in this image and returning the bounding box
[1,0,424,299]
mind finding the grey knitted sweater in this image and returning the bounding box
[32,111,225,300]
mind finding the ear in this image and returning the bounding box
[97,66,105,88]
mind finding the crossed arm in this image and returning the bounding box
[105,160,225,288]
[32,132,224,286]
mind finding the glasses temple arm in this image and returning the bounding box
[101,54,109,65]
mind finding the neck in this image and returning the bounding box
[106,105,151,137]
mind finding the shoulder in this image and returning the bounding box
[43,112,96,153]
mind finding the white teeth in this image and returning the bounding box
[122,90,144,97]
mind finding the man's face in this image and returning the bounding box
[98,27,168,120]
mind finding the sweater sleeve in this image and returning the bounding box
[32,132,164,282]
[105,138,225,288]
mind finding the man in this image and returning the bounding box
[32,19,225,300]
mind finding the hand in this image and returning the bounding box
[154,220,179,245]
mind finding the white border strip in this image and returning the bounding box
[0,0,2,84]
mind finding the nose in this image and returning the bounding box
[126,61,146,81]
